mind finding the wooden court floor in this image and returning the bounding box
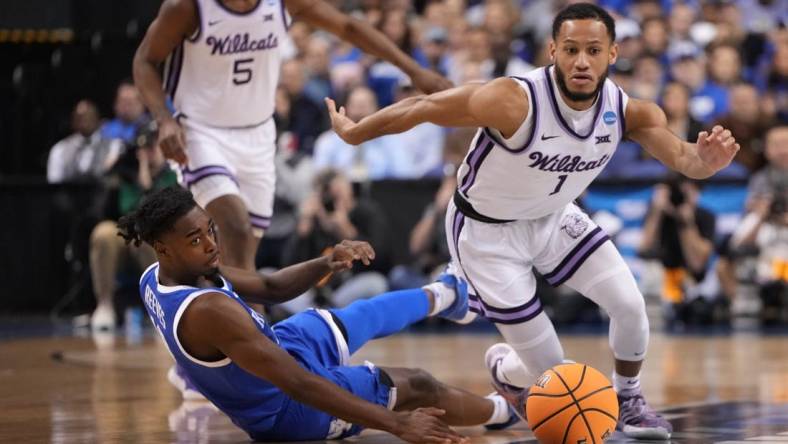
[1,329,788,443]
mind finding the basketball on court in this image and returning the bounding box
[526,363,619,443]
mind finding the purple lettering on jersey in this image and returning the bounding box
[207,32,278,55]
[527,151,610,173]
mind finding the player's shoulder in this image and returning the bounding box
[158,0,198,19]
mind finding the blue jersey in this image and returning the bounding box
[139,263,286,435]
[139,263,393,441]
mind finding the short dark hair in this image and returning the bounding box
[553,3,616,43]
[117,186,198,247]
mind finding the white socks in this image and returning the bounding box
[484,393,511,425]
[423,281,456,316]
[613,371,641,393]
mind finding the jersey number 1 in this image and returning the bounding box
[549,174,568,195]
[233,58,254,85]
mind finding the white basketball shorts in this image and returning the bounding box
[176,117,276,232]
[445,200,610,324]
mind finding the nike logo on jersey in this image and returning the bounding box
[528,151,611,173]
[595,134,611,144]
[263,14,274,22]
[541,134,560,141]
[208,19,222,26]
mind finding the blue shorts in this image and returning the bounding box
[249,309,393,441]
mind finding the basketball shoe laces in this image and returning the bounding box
[617,390,671,431]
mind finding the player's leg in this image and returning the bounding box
[379,366,512,427]
[88,220,125,330]
[560,241,672,439]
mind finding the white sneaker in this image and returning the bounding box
[485,343,528,421]
[167,365,207,401]
[90,304,116,331]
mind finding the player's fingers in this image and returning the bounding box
[719,129,732,140]
[339,106,346,116]
[417,407,446,417]
[711,125,723,134]
[324,97,335,113]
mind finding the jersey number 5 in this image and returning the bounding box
[233,58,254,85]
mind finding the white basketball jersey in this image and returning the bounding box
[456,66,628,220]
[164,0,289,127]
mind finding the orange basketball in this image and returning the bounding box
[526,363,619,443]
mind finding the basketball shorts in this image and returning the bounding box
[445,200,611,324]
[253,309,394,441]
[176,117,276,233]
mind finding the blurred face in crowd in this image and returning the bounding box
[345,87,378,121]
[669,4,695,39]
[708,45,741,85]
[550,18,618,104]
[114,84,144,124]
[728,84,759,124]
[775,44,788,76]
[381,9,409,48]
[765,127,788,170]
[72,100,100,137]
[641,18,668,55]
[634,55,664,85]
[484,1,516,37]
[424,1,450,29]
[629,0,662,20]
[661,82,690,119]
[671,57,706,90]
[280,59,306,96]
[305,37,331,76]
[288,22,312,56]
[465,28,492,62]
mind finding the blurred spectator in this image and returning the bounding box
[282,169,390,313]
[707,43,743,87]
[313,86,410,180]
[738,0,788,33]
[616,19,644,61]
[368,8,424,106]
[668,3,696,46]
[47,100,122,184]
[669,43,729,124]
[389,83,446,178]
[642,17,669,60]
[420,26,451,76]
[713,82,774,172]
[631,54,665,101]
[279,59,329,154]
[762,42,788,123]
[100,81,147,144]
[302,36,335,106]
[389,170,456,290]
[88,121,177,330]
[662,82,704,143]
[639,176,716,326]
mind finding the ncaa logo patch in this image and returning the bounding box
[603,111,617,125]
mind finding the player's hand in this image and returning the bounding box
[409,68,454,94]
[325,98,361,145]
[327,240,375,271]
[391,408,468,444]
[652,184,671,213]
[696,125,739,174]
[157,116,188,165]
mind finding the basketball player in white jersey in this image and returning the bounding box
[133,0,451,272]
[325,3,740,439]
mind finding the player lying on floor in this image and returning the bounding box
[118,186,517,442]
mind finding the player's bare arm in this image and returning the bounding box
[220,240,375,304]
[179,293,466,444]
[326,78,528,146]
[625,99,740,179]
[132,0,196,164]
[285,0,452,94]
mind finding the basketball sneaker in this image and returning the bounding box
[434,272,472,323]
[617,388,672,439]
[167,365,207,401]
[485,343,527,421]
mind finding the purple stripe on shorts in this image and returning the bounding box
[249,212,271,229]
[544,228,610,286]
[182,167,239,189]
[468,294,543,324]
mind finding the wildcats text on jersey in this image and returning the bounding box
[207,32,278,56]
[527,151,611,173]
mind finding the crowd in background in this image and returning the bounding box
[44,0,786,330]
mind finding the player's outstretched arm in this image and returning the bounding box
[285,0,451,94]
[626,99,740,179]
[326,77,528,146]
[220,240,376,304]
[181,294,466,444]
[132,0,195,164]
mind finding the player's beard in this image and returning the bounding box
[554,63,608,103]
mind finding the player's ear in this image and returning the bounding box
[548,40,556,62]
[609,42,618,66]
[153,240,168,257]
